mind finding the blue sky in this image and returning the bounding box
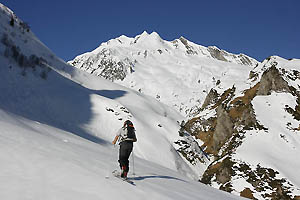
[2,0,299,61]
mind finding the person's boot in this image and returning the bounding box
[121,166,127,178]
[122,171,128,179]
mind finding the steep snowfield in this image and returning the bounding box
[0,3,244,199]
[237,93,300,184]
[0,109,244,200]
[231,92,300,198]
[0,2,185,173]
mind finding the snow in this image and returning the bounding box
[234,92,300,195]
[0,3,244,199]
[64,8,300,200]
[2,2,300,199]
[69,30,258,117]
[231,177,255,197]
[0,100,243,200]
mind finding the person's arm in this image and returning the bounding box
[112,128,122,145]
[112,135,119,145]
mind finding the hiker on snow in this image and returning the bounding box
[112,120,137,178]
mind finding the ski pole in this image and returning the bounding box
[131,147,135,176]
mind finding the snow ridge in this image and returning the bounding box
[68,31,259,116]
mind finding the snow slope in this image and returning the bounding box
[0,109,244,200]
[232,58,300,198]
[0,3,245,199]
[0,2,184,172]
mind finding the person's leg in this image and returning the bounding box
[118,143,127,170]
[120,142,133,177]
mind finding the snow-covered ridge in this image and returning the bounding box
[68,31,259,116]
[0,3,14,16]
[70,31,258,68]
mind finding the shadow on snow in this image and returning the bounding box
[0,66,128,145]
[129,175,187,183]
[95,90,127,99]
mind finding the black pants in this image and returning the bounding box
[118,141,133,172]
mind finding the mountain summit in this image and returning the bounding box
[68,31,259,116]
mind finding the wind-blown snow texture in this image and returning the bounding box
[0,3,244,200]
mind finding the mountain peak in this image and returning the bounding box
[149,31,160,37]
[179,36,188,41]
[132,31,164,47]
[140,30,149,36]
[148,31,163,41]
[137,31,162,40]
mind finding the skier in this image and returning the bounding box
[112,120,137,178]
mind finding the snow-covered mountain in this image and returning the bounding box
[68,31,259,116]
[2,2,300,199]
[181,56,300,199]
[68,21,300,199]
[0,3,245,200]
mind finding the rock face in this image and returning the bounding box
[207,46,255,65]
[201,89,219,109]
[178,36,198,55]
[212,106,234,152]
[68,49,135,81]
[257,65,291,95]
[207,46,227,62]
[178,57,300,199]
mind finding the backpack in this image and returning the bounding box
[120,120,136,142]
[126,126,135,140]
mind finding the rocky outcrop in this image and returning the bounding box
[69,49,135,81]
[206,46,258,66]
[201,157,297,199]
[207,46,227,62]
[178,59,300,199]
[201,88,219,109]
[257,65,291,95]
[212,106,234,152]
[237,54,254,66]
[179,36,198,55]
